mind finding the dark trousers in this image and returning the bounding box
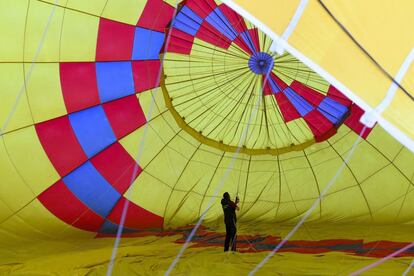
[224,223,237,252]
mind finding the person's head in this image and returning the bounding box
[223,192,230,201]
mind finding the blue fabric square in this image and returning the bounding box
[132,28,165,60]
[268,77,281,93]
[318,97,348,124]
[283,87,313,117]
[206,8,238,41]
[69,105,116,158]
[63,162,121,218]
[96,61,135,103]
[173,6,203,36]
[240,31,257,52]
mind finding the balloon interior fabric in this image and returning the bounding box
[0,0,413,274]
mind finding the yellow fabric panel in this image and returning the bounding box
[60,8,99,61]
[366,125,404,161]
[362,165,410,222]
[66,0,107,16]
[321,1,414,79]
[306,144,356,195]
[319,186,371,224]
[395,186,414,224]
[393,147,414,181]
[0,0,27,62]
[345,140,389,183]
[144,137,193,189]
[0,64,33,133]
[101,0,146,25]
[0,138,35,217]
[230,0,302,36]
[25,63,67,123]
[39,0,68,6]
[0,200,93,241]
[164,149,225,227]
[0,199,12,223]
[285,119,313,145]
[3,126,59,195]
[126,171,172,218]
[24,1,65,62]
[281,156,320,201]
[383,62,414,144]
[136,89,167,121]
[290,1,390,107]
[120,115,177,168]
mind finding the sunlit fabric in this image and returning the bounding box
[0,0,413,275]
[223,0,414,152]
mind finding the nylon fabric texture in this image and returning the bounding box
[0,0,414,275]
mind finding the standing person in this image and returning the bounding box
[221,192,239,252]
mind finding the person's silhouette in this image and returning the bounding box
[221,192,239,252]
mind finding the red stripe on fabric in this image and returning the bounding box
[304,109,336,142]
[132,60,161,92]
[274,92,300,122]
[184,0,217,18]
[103,95,146,139]
[91,142,141,194]
[263,75,276,96]
[233,35,253,55]
[344,104,374,139]
[290,81,324,106]
[136,0,175,32]
[96,18,135,61]
[35,116,87,177]
[263,77,272,96]
[327,85,353,107]
[60,62,100,113]
[218,3,247,34]
[273,74,288,90]
[107,197,163,229]
[38,180,104,232]
[166,28,194,55]
[196,21,232,49]
[248,28,260,52]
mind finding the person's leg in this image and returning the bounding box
[230,226,237,251]
[224,224,231,251]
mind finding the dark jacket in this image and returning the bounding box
[221,198,237,225]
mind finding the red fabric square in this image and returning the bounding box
[35,116,87,177]
[60,62,100,113]
[91,142,142,194]
[132,60,161,92]
[103,95,146,139]
[96,18,135,61]
[327,85,353,107]
[290,81,325,106]
[273,74,288,91]
[107,197,163,229]
[304,109,336,142]
[184,0,217,18]
[38,180,104,232]
[344,104,374,139]
[219,3,247,34]
[274,92,300,122]
[166,28,194,55]
[196,21,232,49]
[137,0,175,32]
[263,75,272,96]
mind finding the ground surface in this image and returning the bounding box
[1,224,413,275]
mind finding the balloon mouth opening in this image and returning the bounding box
[248,52,274,75]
